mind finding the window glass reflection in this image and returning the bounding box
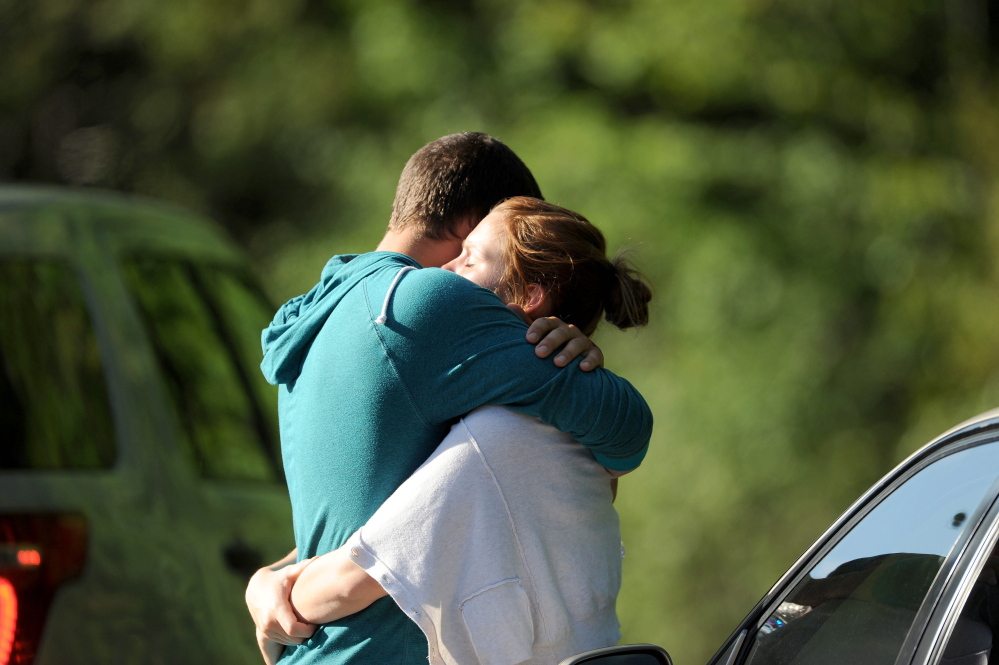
[123,257,276,482]
[939,538,998,664]
[0,260,115,469]
[193,266,280,463]
[746,441,999,665]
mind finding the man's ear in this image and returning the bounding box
[522,283,552,318]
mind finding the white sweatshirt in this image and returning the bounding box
[344,405,623,665]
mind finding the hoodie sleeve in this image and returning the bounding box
[377,269,652,471]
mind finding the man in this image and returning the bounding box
[246,132,652,664]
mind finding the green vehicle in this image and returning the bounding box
[0,185,293,664]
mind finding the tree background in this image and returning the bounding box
[3,0,999,662]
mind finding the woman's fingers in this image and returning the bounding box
[264,611,314,644]
[246,559,318,645]
[258,629,286,665]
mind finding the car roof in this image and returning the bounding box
[905,407,999,466]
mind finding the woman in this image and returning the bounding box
[267,197,652,665]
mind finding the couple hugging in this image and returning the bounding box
[246,132,654,665]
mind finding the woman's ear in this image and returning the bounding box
[522,283,553,319]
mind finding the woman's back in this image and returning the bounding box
[347,405,623,665]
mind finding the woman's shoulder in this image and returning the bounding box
[460,406,573,445]
[457,407,613,502]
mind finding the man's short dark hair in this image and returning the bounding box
[389,132,543,240]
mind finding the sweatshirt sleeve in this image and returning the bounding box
[380,269,652,471]
[343,415,533,665]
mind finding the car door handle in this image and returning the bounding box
[222,539,263,580]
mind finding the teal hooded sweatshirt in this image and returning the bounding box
[260,251,652,665]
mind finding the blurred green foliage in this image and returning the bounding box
[3,0,999,662]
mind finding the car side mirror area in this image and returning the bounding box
[558,644,674,665]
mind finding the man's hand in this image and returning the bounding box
[528,316,604,371]
[508,305,604,371]
[246,555,317,646]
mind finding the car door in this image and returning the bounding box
[117,252,295,662]
[707,421,999,665]
[0,201,234,664]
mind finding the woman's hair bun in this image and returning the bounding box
[604,252,652,330]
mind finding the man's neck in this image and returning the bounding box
[376,228,461,269]
[375,229,418,257]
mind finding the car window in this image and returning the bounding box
[122,257,279,482]
[193,266,280,464]
[744,441,999,665]
[0,259,116,469]
[939,538,999,665]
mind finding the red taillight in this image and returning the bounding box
[0,578,16,665]
[0,515,87,665]
[12,553,38,569]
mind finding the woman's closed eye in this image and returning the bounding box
[462,247,479,267]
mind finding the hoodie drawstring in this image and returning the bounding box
[375,266,417,325]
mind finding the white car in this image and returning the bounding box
[0,185,293,664]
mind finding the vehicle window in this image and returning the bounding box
[744,441,999,665]
[0,259,115,469]
[939,538,998,665]
[193,266,280,463]
[122,257,278,482]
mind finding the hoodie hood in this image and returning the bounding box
[260,252,421,385]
